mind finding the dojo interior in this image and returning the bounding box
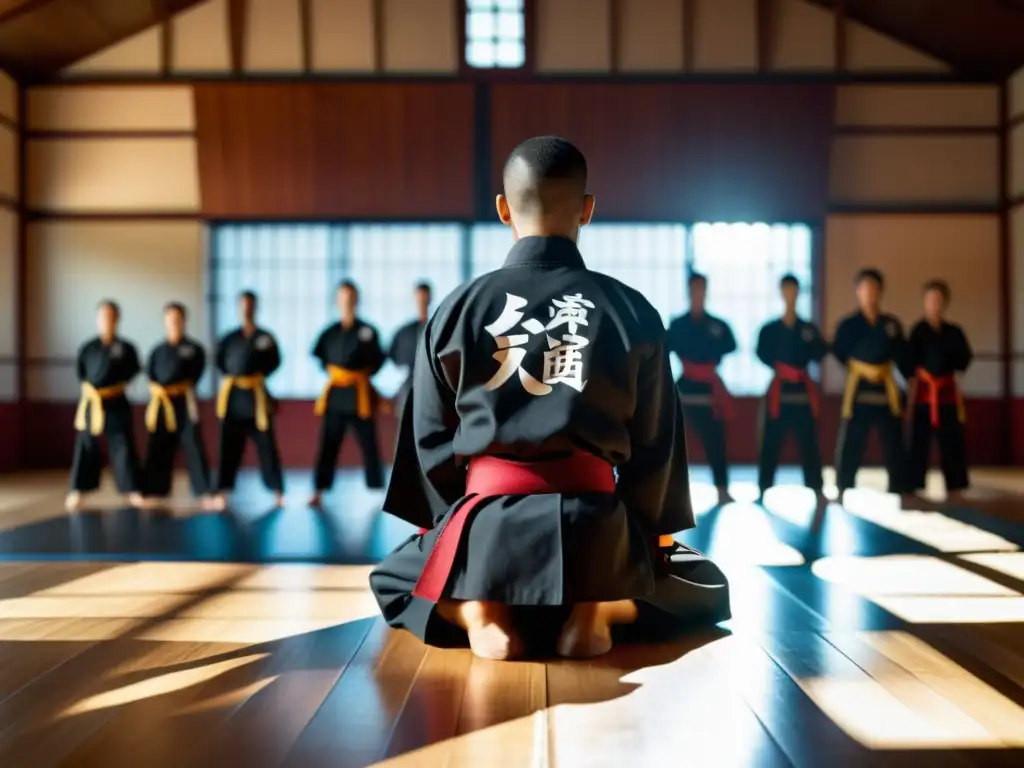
[1,0,1024,765]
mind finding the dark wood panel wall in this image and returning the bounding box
[194,81,836,222]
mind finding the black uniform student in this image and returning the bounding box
[833,268,909,501]
[755,274,827,499]
[904,280,973,500]
[389,281,432,416]
[66,300,144,512]
[141,302,213,506]
[371,137,730,662]
[211,290,285,510]
[309,281,386,506]
[666,274,737,505]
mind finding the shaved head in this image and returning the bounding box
[497,136,594,240]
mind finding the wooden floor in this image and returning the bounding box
[2,467,1024,767]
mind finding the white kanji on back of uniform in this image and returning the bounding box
[483,292,593,396]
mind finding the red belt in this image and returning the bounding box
[411,452,616,602]
[682,362,734,420]
[767,362,819,419]
[910,368,965,428]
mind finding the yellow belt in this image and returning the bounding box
[315,365,374,420]
[216,374,270,431]
[842,359,901,419]
[74,382,128,436]
[145,381,199,433]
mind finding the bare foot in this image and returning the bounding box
[200,496,220,512]
[128,493,145,508]
[65,492,83,512]
[308,492,323,509]
[207,494,228,511]
[273,492,286,508]
[437,600,523,661]
[556,600,639,659]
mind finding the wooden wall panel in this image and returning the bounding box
[27,86,195,132]
[0,69,17,121]
[1012,124,1024,200]
[491,83,835,221]
[0,124,15,200]
[1013,205,1024,363]
[172,0,232,73]
[25,221,207,402]
[824,214,1001,397]
[382,0,458,73]
[771,0,833,71]
[845,20,949,73]
[1009,66,1024,120]
[62,27,162,76]
[830,136,1000,206]
[310,0,375,72]
[835,85,1000,128]
[245,0,305,73]
[27,138,200,213]
[618,0,684,72]
[194,83,475,217]
[692,0,757,72]
[535,0,611,72]
[0,208,15,402]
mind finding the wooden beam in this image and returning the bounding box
[0,0,58,25]
[682,0,695,72]
[372,0,384,72]
[228,0,247,75]
[153,0,173,76]
[15,81,27,455]
[834,0,847,71]
[757,0,774,73]
[609,0,621,72]
[999,82,1013,464]
[299,0,313,73]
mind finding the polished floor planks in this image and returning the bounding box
[0,469,1023,765]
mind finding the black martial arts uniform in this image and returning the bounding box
[389,319,424,416]
[755,318,827,494]
[142,337,212,497]
[904,320,973,493]
[214,327,284,493]
[311,319,386,491]
[69,337,143,494]
[833,311,909,495]
[370,236,730,649]
[666,311,737,488]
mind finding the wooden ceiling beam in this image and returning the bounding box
[0,0,58,25]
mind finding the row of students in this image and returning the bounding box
[64,282,431,512]
[670,268,972,508]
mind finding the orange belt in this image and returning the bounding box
[145,381,199,433]
[681,362,734,420]
[767,362,818,419]
[314,365,375,420]
[73,382,128,436]
[216,374,270,431]
[909,368,965,428]
[412,452,616,602]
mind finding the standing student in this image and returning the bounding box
[833,268,908,503]
[667,274,737,505]
[66,300,144,512]
[211,290,285,510]
[141,302,214,508]
[904,280,973,502]
[389,281,432,416]
[755,274,827,501]
[309,281,386,507]
[371,136,729,661]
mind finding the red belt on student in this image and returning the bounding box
[767,362,819,419]
[411,452,616,602]
[910,368,966,428]
[682,361,735,420]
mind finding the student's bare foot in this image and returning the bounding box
[273,492,286,508]
[556,600,639,659]
[140,496,167,510]
[65,492,83,512]
[438,600,523,660]
[207,494,228,511]
[128,493,145,508]
[308,492,323,508]
[199,496,220,511]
